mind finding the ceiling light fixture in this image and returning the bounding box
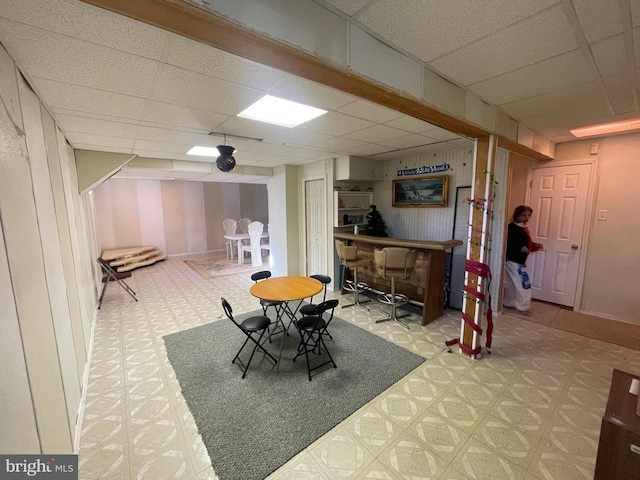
[237,94,327,128]
[215,135,236,172]
[570,118,640,138]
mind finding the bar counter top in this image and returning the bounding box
[334,232,462,251]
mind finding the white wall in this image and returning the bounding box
[0,44,95,453]
[553,135,640,323]
[93,178,268,256]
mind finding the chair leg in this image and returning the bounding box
[98,281,108,309]
[341,267,371,311]
[234,329,277,379]
[375,277,410,329]
[293,329,337,381]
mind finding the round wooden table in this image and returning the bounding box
[250,276,323,370]
[249,276,323,303]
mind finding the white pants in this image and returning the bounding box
[503,260,531,311]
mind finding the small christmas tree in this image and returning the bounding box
[363,205,388,237]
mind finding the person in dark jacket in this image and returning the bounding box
[503,205,543,313]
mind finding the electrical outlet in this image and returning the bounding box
[597,210,608,221]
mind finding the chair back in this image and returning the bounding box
[374,247,417,278]
[310,274,331,302]
[315,299,339,317]
[251,270,272,282]
[335,239,358,264]
[221,297,240,328]
[247,221,264,267]
[239,218,251,233]
[223,218,237,235]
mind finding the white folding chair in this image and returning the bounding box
[223,218,237,260]
[241,221,264,266]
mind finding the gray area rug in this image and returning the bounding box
[164,307,425,480]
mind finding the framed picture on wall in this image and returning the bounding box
[392,175,449,207]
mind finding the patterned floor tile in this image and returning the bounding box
[341,406,403,456]
[376,432,448,480]
[79,255,640,480]
[405,412,467,462]
[308,426,376,479]
[450,438,526,479]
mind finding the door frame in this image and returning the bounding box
[301,174,328,277]
[525,158,597,311]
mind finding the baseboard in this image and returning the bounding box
[74,307,98,454]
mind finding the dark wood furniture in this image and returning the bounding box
[334,233,463,325]
[594,369,640,479]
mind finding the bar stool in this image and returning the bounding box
[335,240,372,310]
[373,247,417,329]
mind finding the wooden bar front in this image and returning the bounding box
[334,233,463,325]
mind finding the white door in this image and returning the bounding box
[305,179,326,276]
[527,163,592,306]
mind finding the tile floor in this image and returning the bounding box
[80,254,640,480]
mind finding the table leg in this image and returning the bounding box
[237,241,243,265]
[274,300,305,373]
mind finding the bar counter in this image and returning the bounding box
[334,232,463,325]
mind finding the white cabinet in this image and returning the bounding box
[335,155,383,181]
[334,191,373,227]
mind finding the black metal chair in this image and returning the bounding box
[97,257,137,308]
[221,297,277,379]
[250,270,286,339]
[299,274,331,316]
[293,299,338,381]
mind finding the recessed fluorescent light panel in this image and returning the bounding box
[570,118,640,138]
[237,95,327,128]
[186,146,220,157]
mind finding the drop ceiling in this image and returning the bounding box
[1,0,637,184]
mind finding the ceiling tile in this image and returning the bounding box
[348,143,394,156]
[129,149,181,160]
[133,140,191,154]
[343,124,408,143]
[135,126,207,145]
[431,5,578,85]
[150,64,263,114]
[500,81,601,119]
[469,50,594,105]
[573,0,622,42]
[298,111,374,135]
[141,101,229,131]
[0,0,172,61]
[591,34,628,77]
[54,114,139,138]
[0,18,158,97]
[267,74,355,110]
[337,99,404,122]
[163,35,285,91]
[384,115,438,134]
[523,102,613,133]
[66,132,135,149]
[357,0,558,61]
[32,78,147,119]
[72,144,132,155]
[310,136,367,152]
[377,133,441,150]
[420,126,461,141]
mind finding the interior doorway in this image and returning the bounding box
[303,178,327,276]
